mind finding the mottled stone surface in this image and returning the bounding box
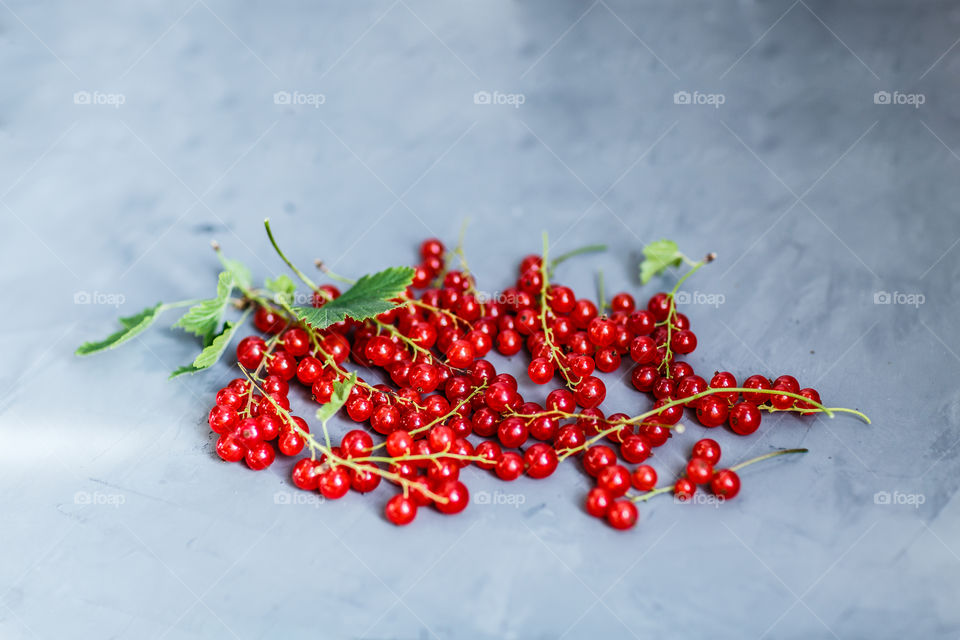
[1,1,959,638]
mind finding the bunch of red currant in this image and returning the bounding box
[199,232,867,529]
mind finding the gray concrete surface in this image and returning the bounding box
[2,1,959,638]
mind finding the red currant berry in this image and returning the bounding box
[571,299,599,329]
[594,348,621,373]
[216,434,246,462]
[408,363,440,394]
[524,444,558,479]
[527,357,555,384]
[610,292,635,313]
[385,494,418,525]
[686,457,714,484]
[474,441,502,470]
[743,374,772,405]
[434,481,469,514]
[696,396,729,428]
[583,445,617,477]
[244,441,275,470]
[710,469,741,499]
[670,329,697,355]
[545,388,577,413]
[597,464,632,497]
[729,402,762,435]
[445,339,475,368]
[350,465,382,493]
[554,424,586,454]
[631,465,657,491]
[797,388,822,415]
[606,500,638,530]
[574,376,606,409]
[291,458,322,490]
[631,365,658,392]
[497,417,528,449]
[587,317,616,348]
[691,438,721,465]
[420,238,445,259]
[318,468,351,500]
[236,335,266,369]
[495,452,524,480]
[626,310,656,336]
[585,487,613,517]
[674,477,696,501]
[208,405,238,434]
[620,435,652,464]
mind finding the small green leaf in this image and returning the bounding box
[76,303,164,355]
[265,274,297,305]
[316,372,357,424]
[169,317,245,378]
[640,240,683,284]
[172,271,234,339]
[217,252,252,291]
[294,266,414,329]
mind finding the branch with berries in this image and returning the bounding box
[76,221,869,529]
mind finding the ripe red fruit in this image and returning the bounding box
[524,444,559,479]
[631,465,657,491]
[385,494,418,525]
[244,441,275,470]
[386,430,414,457]
[341,430,374,458]
[743,374,772,404]
[597,464,632,497]
[709,371,738,404]
[371,405,401,435]
[710,469,741,499]
[691,439,722,465]
[408,363,440,394]
[587,317,616,348]
[545,388,577,413]
[674,477,696,500]
[606,500,638,530]
[527,357,555,384]
[686,457,714,485]
[497,417,529,449]
[610,292,635,313]
[729,402,762,435]
[445,339,476,368]
[797,388,822,415]
[554,424,586,454]
[350,465,382,493]
[495,452,524,481]
[484,382,516,413]
[318,468,351,500]
[696,396,729,428]
[647,293,672,321]
[670,329,697,355]
[427,425,455,453]
[574,376,606,409]
[434,481,469,514]
[585,487,613,517]
[208,405,238,434]
[236,335,266,369]
[216,434,246,462]
[496,329,523,356]
[583,445,617,477]
[620,435,652,464]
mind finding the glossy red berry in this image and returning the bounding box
[743,375,772,405]
[729,402,762,435]
[216,434,246,462]
[605,500,638,530]
[691,438,722,465]
[291,458,322,490]
[434,481,469,514]
[495,451,525,480]
[670,329,697,355]
[574,376,606,409]
[631,465,657,491]
[583,445,617,477]
[524,444,558,479]
[585,487,613,517]
[385,494,418,525]
[208,405,238,434]
[620,435,652,464]
[527,357,555,384]
[647,293,672,321]
[674,477,696,501]
[318,468,351,500]
[610,292,635,313]
[445,339,475,368]
[696,396,729,428]
[710,469,741,499]
[686,457,714,484]
[497,417,528,449]
[244,441,275,470]
[597,464,631,497]
[797,388,822,415]
[587,317,616,348]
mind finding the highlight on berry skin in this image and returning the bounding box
[75,221,869,529]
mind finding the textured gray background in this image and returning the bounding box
[1,1,959,638]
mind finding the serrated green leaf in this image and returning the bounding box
[294,266,414,329]
[265,274,296,297]
[640,239,683,284]
[217,252,252,291]
[75,303,164,355]
[316,372,357,424]
[169,318,244,378]
[172,271,234,339]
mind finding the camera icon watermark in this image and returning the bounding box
[274,90,325,108]
[674,290,725,308]
[274,490,324,507]
[873,490,925,508]
[73,90,126,108]
[873,291,924,308]
[473,90,525,108]
[873,90,924,108]
[74,290,126,308]
[74,490,126,507]
[474,490,526,508]
[673,90,725,108]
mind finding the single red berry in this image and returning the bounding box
[620,435,652,464]
[474,440,502,470]
[545,388,577,413]
[606,500,638,530]
[597,464,631,497]
[770,384,796,410]
[631,465,657,491]
[743,375,772,405]
[674,477,696,501]
[773,375,800,394]
[571,299,599,329]
[427,425,456,453]
[318,468,351,500]
[710,469,741,499]
[278,428,305,456]
[341,430,374,458]
[434,481,469,514]
[691,438,722,465]
[208,405,238,434]
[350,465,382,493]
[574,376,606,409]
[420,238,445,259]
[629,336,657,364]
[587,317,617,348]
[626,310,656,336]
[426,459,460,485]
[554,424,586,454]
[495,452,524,480]
[527,357,555,385]
[594,348,621,373]
[408,363,440,394]
[797,388,822,415]
[670,329,697,355]
[686,457,714,484]
[696,396,729,428]
[216,434,246,462]
[496,329,523,356]
[445,339,476,368]
[385,494,418,525]
[484,382,516,413]
[291,458,322,490]
[647,293,672,321]
[676,375,707,405]
[631,365,658,392]
[585,487,613,517]
[583,445,617,477]
[244,441,275,470]
[709,371,738,404]
[236,335,266,369]
[386,430,414,457]
[610,292,635,313]
[497,417,528,449]
[729,402,762,435]
[371,405,401,435]
[253,306,285,334]
[524,444,558,479]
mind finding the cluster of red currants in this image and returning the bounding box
[204,237,829,529]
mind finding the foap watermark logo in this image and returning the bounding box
[873,90,925,108]
[674,291,725,308]
[873,291,924,308]
[673,90,725,108]
[675,492,725,507]
[274,490,325,507]
[474,489,526,508]
[74,291,126,307]
[473,90,525,108]
[874,490,925,508]
[73,90,126,108]
[274,90,326,108]
[74,491,126,508]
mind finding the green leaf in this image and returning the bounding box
[265,274,296,305]
[169,317,245,378]
[640,240,683,284]
[217,252,252,291]
[76,303,164,355]
[172,271,234,339]
[316,372,357,424]
[294,266,414,329]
